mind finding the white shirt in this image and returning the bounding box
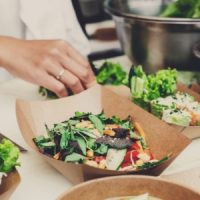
[0,0,90,82]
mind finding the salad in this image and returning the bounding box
[160,0,200,18]
[130,66,200,126]
[0,139,20,184]
[33,112,169,171]
[39,61,128,99]
[151,92,200,126]
[130,65,177,110]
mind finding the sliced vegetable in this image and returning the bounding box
[106,148,127,170]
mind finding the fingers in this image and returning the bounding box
[59,53,95,88]
[59,70,85,94]
[46,61,85,94]
[40,74,68,97]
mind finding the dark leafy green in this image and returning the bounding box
[160,0,200,18]
[96,61,128,86]
[94,144,108,155]
[76,136,87,155]
[89,114,104,133]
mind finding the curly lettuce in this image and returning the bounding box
[0,139,20,173]
[130,66,177,110]
[96,61,128,86]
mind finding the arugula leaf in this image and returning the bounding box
[33,135,51,148]
[94,144,108,155]
[89,114,104,133]
[40,141,55,148]
[60,130,71,150]
[121,117,133,130]
[65,153,85,162]
[87,138,97,149]
[76,136,87,155]
[74,128,98,139]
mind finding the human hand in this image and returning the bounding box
[0,37,95,97]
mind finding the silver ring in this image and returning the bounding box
[56,69,65,80]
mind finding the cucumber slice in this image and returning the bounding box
[106,148,127,170]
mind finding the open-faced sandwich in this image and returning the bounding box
[130,66,200,127]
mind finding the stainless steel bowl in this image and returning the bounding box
[104,0,200,72]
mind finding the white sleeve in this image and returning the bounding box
[19,0,90,56]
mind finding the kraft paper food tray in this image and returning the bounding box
[108,84,200,140]
[176,84,200,139]
[0,170,20,200]
[16,84,190,184]
[57,175,200,200]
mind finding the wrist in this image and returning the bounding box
[0,36,18,68]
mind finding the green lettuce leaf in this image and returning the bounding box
[0,139,20,173]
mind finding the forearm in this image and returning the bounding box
[0,37,95,97]
[0,36,21,68]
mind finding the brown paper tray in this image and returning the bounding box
[16,84,190,184]
[107,84,200,140]
[57,175,200,200]
[0,170,20,200]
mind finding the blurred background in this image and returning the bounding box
[72,0,200,72]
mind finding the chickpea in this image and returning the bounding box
[87,150,94,158]
[103,129,115,137]
[136,159,144,167]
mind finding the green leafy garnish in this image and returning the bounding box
[130,66,177,110]
[96,61,128,86]
[89,114,104,133]
[0,139,20,173]
[60,130,71,150]
[94,144,108,155]
[65,153,85,162]
[76,136,87,155]
[160,0,200,18]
